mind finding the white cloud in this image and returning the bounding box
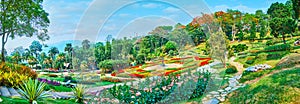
[163,7,180,13]
[142,3,160,8]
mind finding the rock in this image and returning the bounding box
[8,88,21,97]
[209,91,219,95]
[225,87,232,91]
[213,95,220,97]
[221,94,227,97]
[218,89,225,92]
[0,86,11,97]
[229,78,239,87]
[203,98,220,104]
[219,97,225,102]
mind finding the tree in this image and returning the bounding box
[64,43,73,63]
[164,41,177,53]
[259,20,267,39]
[249,21,257,41]
[268,2,296,44]
[207,31,228,67]
[82,39,90,50]
[291,0,300,30]
[0,0,50,62]
[29,41,43,58]
[94,42,106,63]
[105,41,112,60]
[11,51,21,64]
[12,46,25,55]
[48,47,59,61]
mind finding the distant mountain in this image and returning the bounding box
[42,40,81,53]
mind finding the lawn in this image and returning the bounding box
[225,68,300,104]
[0,96,79,104]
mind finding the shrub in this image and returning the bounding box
[98,60,130,72]
[225,66,238,74]
[0,63,37,87]
[231,44,248,53]
[18,79,49,104]
[245,59,255,65]
[72,84,86,103]
[264,44,291,52]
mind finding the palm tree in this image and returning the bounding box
[64,43,73,63]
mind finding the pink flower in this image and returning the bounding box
[136,92,141,96]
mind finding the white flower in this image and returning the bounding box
[131,96,135,98]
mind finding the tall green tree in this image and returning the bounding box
[0,0,50,62]
[48,47,59,61]
[249,21,257,41]
[82,39,90,50]
[64,43,73,63]
[268,2,296,44]
[29,41,43,58]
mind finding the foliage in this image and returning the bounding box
[72,84,86,103]
[225,65,238,74]
[29,41,43,58]
[106,71,211,103]
[98,60,130,73]
[0,63,37,87]
[17,79,49,104]
[0,0,50,62]
[264,44,291,52]
[228,68,300,103]
[231,44,248,53]
[268,2,297,44]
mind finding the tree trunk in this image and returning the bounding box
[1,34,5,63]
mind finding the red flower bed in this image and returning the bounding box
[136,69,146,72]
[111,73,116,76]
[199,61,209,66]
[129,73,145,78]
[194,56,211,60]
[165,70,177,76]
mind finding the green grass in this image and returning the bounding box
[0,96,78,104]
[45,85,72,92]
[226,68,300,104]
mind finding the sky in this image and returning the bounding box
[4,0,287,53]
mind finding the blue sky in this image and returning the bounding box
[5,0,287,53]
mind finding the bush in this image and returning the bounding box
[264,44,291,52]
[0,63,37,87]
[231,44,248,53]
[98,60,130,72]
[72,84,86,103]
[245,59,255,65]
[225,66,238,74]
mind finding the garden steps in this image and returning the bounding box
[0,86,11,97]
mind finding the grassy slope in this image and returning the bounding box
[225,68,300,104]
